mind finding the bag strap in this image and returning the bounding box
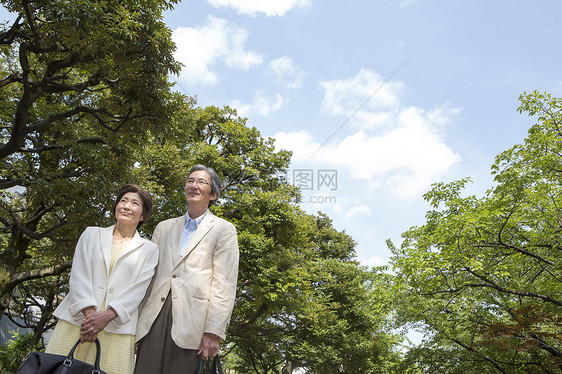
[65,338,103,372]
[195,354,223,374]
[211,354,224,374]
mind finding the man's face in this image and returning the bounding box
[184,170,217,208]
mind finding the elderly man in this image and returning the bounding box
[134,164,239,373]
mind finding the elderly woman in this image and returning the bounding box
[45,184,159,374]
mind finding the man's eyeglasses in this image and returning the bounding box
[186,178,210,186]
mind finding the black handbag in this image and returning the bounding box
[195,354,223,374]
[17,338,107,374]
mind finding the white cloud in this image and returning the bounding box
[273,130,319,159]
[328,198,371,222]
[273,110,460,198]
[273,108,460,197]
[231,92,284,117]
[228,57,303,116]
[208,0,311,17]
[271,69,462,198]
[344,205,371,220]
[269,56,305,89]
[172,16,263,86]
[253,94,284,115]
[224,28,263,69]
[320,68,403,122]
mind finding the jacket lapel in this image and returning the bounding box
[171,216,187,267]
[100,226,147,272]
[99,225,114,276]
[119,231,144,259]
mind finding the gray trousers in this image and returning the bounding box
[134,296,198,374]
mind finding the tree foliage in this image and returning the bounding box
[391,91,562,373]
[0,0,180,342]
[0,331,42,373]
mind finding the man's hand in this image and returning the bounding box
[80,308,118,343]
[197,333,221,360]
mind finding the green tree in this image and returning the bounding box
[390,91,562,373]
[0,0,179,342]
[0,331,42,373]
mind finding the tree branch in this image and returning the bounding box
[8,261,72,287]
[0,14,24,45]
[489,241,555,266]
[18,137,105,153]
[450,337,509,373]
[464,267,562,307]
[0,73,23,87]
[0,178,25,189]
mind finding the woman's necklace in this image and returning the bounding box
[113,231,133,244]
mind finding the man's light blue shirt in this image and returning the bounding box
[179,209,208,257]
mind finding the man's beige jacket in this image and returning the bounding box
[135,212,239,349]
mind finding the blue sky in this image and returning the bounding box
[3,1,562,268]
[164,0,562,267]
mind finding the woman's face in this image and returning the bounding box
[115,192,144,226]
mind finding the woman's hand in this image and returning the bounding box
[80,308,118,343]
[81,306,96,318]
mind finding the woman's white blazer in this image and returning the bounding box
[53,225,159,335]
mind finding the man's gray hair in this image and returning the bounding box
[188,164,222,206]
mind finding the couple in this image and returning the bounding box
[45,165,239,374]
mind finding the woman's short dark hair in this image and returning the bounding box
[112,184,153,228]
[188,164,222,207]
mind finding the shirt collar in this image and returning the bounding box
[185,209,209,227]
